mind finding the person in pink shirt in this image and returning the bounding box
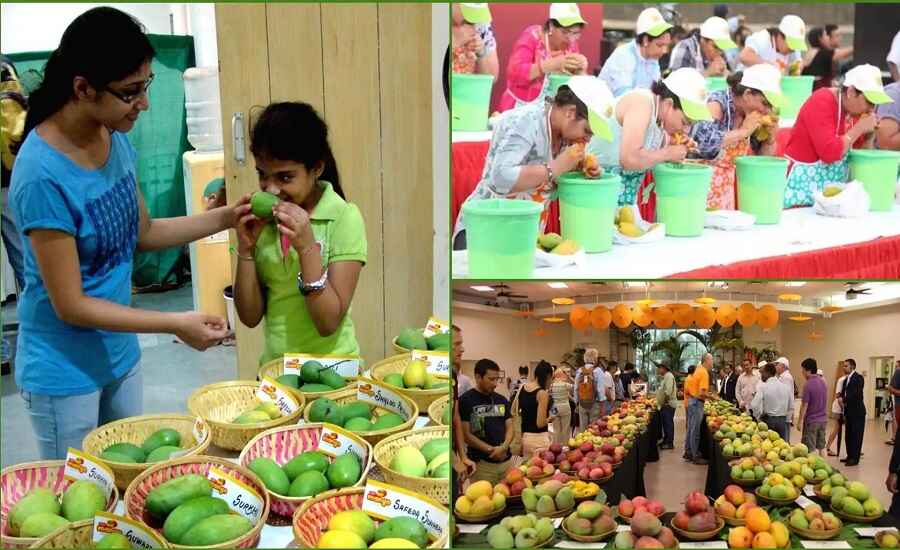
[498,3,589,112]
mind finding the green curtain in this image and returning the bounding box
[8,34,196,288]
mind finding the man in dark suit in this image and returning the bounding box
[723,364,739,404]
[841,358,866,466]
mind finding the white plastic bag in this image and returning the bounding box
[704,209,756,230]
[613,204,666,245]
[813,180,870,218]
[535,246,586,269]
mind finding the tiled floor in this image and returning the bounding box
[1,285,237,468]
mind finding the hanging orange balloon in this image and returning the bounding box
[757,304,779,329]
[612,304,632,329]
[570,306,590,328]
[652,306,674,328]
[632,305,652,327]
[674,306,695,328]
[572,315,591,332]
[737,303,757,327]
[695,305,716,328]
[590,305,611,330]
[716,304,737,327]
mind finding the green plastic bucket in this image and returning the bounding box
[557,172,622,253]
[849,149,900,211]
[706,77,728,92]
[451,73,494,131]
[735,156,789,224]
[462,198,543,277]
[548,74,573,99]
[780,76,815,120]
[652,162,713,237]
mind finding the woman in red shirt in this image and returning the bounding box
[782,64,889,207]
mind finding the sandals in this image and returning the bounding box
[827,449,838,456]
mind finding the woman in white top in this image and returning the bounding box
[826,361,848,456]
[549,366,575,446]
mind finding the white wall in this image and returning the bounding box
[431,3,449,320]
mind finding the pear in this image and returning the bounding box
[402,360,427,389]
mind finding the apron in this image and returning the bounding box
[503,33,563,109]
[610,95,666,206]
[784,94,849,208]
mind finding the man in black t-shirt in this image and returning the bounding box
[803,25,854,90]
[459,358,513,486]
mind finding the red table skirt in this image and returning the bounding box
[671,235,900,279]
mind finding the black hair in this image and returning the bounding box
[474,358,500,377]
[807,27,824,49]
[637,29,673,47]
[625,362,635,372]
[650,80,684,112]
[845,358,856,369]
[763,363,777,377]
[688,365,696,375]
[544,19,585,33]
[767,27,785,41]
[535,361,553,389]
[714,5,729,19]
[801,358,818,374]
[551,85,589,120]
[249,102,345,199]
[726,71,768,104]
[825,24,839,36]
[518,365,529,376]
[24,7,155,136]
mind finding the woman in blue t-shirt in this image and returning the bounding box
[10,7,233,459]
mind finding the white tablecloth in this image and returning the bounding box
[452,207,900,279]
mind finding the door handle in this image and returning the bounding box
[232,112,246,166]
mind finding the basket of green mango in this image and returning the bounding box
[392,326,451,355]
[370,354,449,413]
[302,388,419,445]
[238,423,373,518]
[82,414,212,490]
[258,357,359,401]
[428,394,450,426]
[373,426,450,504]
[187,381,304,451]
[29,518,170,549]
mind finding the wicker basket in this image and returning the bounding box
[292,487,448,548]
[830,503,883,524]
[301,387,419,446]
[124,455,270,549]
[257,358,360,401]
[187,380,304,451]
[391,337,411,355]
[1,461,120,549]
[370,354,448,413]
[669,516,725,541]
[718,513,747,527]
[373,426,449,504]
[455,506,505,523]
[787,523,842,540]
[428,394,450,426]
[238,423,374,518]
[28,520,93,549]
[561,520,617,543]
[81,414,212,490]
[754,488,797,506]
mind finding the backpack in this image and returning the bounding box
[578,366,595,401]
[1,56,27,188]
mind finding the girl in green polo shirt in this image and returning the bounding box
[233,102,366,363]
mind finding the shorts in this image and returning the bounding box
[802,421,827,451]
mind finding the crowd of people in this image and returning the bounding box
[451,3,899,244]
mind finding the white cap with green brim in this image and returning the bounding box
[779,15,808,52]
[844,64,894,105]
[461,3,492,25]
[700,16,738,51]
[636,8,673,38]
[566,75,615,142]
[662,68,713,122]
[740,64,786,109]
[549,3,587,28]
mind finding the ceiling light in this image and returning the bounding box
[552,297,575,305]
[784,282,807,287]
[547,282,568,289]
[470,285,494,292]
[789,315,812,322]
[819,305,843,313]
[543,316,565,323]
[778,293,802,302]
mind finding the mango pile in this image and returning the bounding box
[537,233,579,255]
[829,480,883,518]
[563,500,616,538]
[249,450,361,497]
[614,207,657,238]
[276,360,349,393]
[455,480,507,517]
[144,474,253,546]
[383,359,448,391]
[308,397,405,432]
[100,428,183,464]
[395,328,449,352]
[231,400,284,425]
[612,510,678,548]
[318,511,429,549]
[522,479,575,515]
[389,438,449,479]
[787,504,842,533]
[7,481,107,538]
[485,513,555,548]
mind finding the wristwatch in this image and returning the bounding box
[297,270,328,296]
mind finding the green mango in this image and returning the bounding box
[300,360,324,383]
[441,405,451,425]
[324,406,346,427]
[327,453,361,488]
[343,417,374,432]
[233,410,271,424]
[141,429,181,455]
[94,533,131,549]
[145,446,183,463]
[300,383,337,394]
[319,369,348,390]
[383,373,405,388]
[248,457,291,495]
[250,191,279,219]
[180,514,253,546]
[283,451,329,481]
[420,439,450,463]
[341,402,373,422]
[431,461,451,480]
[146,474,212,521]
[275,374,301,389]
[289,471,330,497]
[163,496,231,544]
[254,402,282,420]
[373,516,428,548]
[371,412,405,431]
[19,513,68,538]
[426,332,450,351]
[396,328,427,351]
[102,443,146,463]
[308,398,337,423]
[7,488,60,536]
[62,481,106,522]
[100,450,138,464]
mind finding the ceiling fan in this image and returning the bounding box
[484,284,528,305]
[844,283,872,300]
